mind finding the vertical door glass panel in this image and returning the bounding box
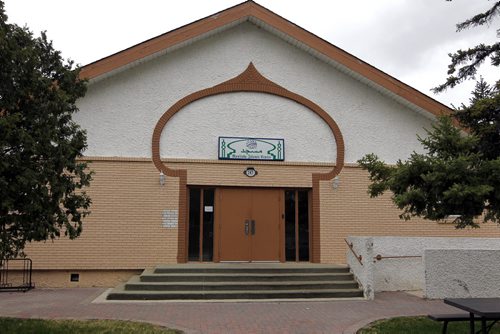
[298,190,310,261]
[202,189,214,261]
[188,188,201,261]
[285,190,296,261]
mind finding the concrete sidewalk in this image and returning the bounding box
[0,288,457,334]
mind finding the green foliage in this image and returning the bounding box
[0,1,92,260]
[468,76,496,104]
[358,316,500,334]
[358,116,497,228]
[0,318,181,334]
[455,81,500,160]
[434,1,500,92]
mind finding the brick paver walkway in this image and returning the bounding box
[0,288,458,333]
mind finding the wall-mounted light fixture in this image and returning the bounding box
[159,171,166,186]
[332,176,340,189]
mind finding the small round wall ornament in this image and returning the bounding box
[243,167,258,177]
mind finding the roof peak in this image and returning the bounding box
[79,1,451,118]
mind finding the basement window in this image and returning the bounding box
[70,273,80,282]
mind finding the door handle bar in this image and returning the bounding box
[244,220,249,236]
[251,220,255,235]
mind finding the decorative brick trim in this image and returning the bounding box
[162,158,335,167]
[151,63,345,263]
[311,175,321,263]
[79,156,336,166]
[79,156,392,169]
[152,63,344,177]
[177,170,188,263]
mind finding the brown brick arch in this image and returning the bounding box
[152,63,345,263]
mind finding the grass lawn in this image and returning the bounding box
[358,316,500,334]
[0,317,182,334]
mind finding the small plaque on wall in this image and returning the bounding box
[161,210,178,228]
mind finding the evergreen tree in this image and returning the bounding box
[0,1,92,260]
[358,1,500,228]
[468,76,496,104]
[358,93,500,228]
[434,1,500,92]
[455,81,500,161]
[358,116,491,228]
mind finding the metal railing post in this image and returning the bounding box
[0,258,34,292]
[344,239,363,266]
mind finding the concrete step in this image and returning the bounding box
[124,276,359,291]
[107,286,364,300]
[139,270,354,282]
[106,264,364,301]
[153,263,350,274]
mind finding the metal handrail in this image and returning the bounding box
[344,239,363,266]
[373,254,422,262]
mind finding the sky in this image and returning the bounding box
[3,0,499,107]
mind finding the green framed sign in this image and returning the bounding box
[218,137,285,161]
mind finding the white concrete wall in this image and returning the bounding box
[346,237,375,299]
[75,22,433,163]
[424,249,500,299]
[346,236,500,297]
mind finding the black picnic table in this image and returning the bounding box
[444,298,500,334]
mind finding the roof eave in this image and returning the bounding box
[79,0,452,118]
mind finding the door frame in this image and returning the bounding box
[283,188,313,262]
[186,185,312,263]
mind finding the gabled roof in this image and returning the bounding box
[79,0,452,117]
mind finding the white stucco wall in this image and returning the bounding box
[161,93,335,161]
[75,22,433,163]
[346,236,500,297]
[425,249,500,299]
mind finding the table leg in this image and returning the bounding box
[481,317,487,334]
[470,312,475,334]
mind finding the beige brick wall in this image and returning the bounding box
[320,166,500,263]
[23,158,500,274]
[28,270,142,288]
[5,268,140,288]
[25,159,180,270]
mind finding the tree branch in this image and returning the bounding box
[456,1,500,31]
[433,42,500,93]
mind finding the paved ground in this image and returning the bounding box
[0,288,459,334]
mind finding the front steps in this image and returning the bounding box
[106,263,364,301]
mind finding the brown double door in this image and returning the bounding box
[217,188,282,262]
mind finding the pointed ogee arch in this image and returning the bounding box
[151,63,344,263]
[152,63,344,177]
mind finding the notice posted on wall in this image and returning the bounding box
[161,210,178,228]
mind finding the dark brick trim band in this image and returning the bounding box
[151,63,345,263]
